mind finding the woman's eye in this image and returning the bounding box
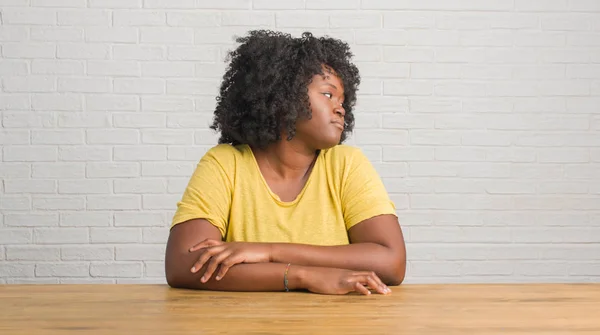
[323,93,332,99]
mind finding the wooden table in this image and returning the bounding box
[1,284,599,334]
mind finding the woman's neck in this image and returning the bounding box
[251,140,318,180]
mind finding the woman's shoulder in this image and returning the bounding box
[322,144,367,162]
[200,144,250,168]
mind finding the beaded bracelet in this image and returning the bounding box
[283,263,291,292]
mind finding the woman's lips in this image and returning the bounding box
[331,121,344,130]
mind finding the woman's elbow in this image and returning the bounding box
[386,253,406,286]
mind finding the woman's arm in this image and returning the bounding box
[190,215,406,286]
[270,214,406,285]
[165,219,391,294]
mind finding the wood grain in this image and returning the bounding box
[1,284,599,334]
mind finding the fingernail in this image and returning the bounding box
[215,276,221,281]
[191,267,195,273]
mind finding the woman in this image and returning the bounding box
[165,30,406,295]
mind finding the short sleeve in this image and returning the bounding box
[171,146,234,237]
[341,149,397,230]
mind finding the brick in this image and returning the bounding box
[35,263,89,277]
[142,130,193,144]
[372,162,408,178]
[3,146,57,162]
[330,13,380,28]
[141,61,194,77]
[117,278,166,284]
[114,179,167,194]
[275,12,329,28]
[569,263,600,276]
[32,163,85,178]
[511,164,564,179]
[32,60,84,75]
[31,27,83,42]
[61,246,114,260]
[85,27,138,43]
[410,195,512,210]
[410,130,461,146]
[462,262,514,276]
[253,0,303,9]
[33,196,85,210]
[485,181,537,194]
[355,29,407,45]
[167,12,220,27]
[144,261,165,277]
[87,195,141,210]
[60,278,115,284]
[516,0,568,11]
[0,163,30,178]
[32,94,82,111]
[6,246,60,262]
[113,113,166,128]
[34,228,88,244]
[58,180,111,194]
[167,46,219,61]
[538,148,589,163]
[142,0,195,8]
[142,194,180,210]
[408,162,459,177]
[58,9,111,26]
[0,26,28,42]
[0,60,28,75]
[32,0,85,6]
[90,262,142,278]
[58,78,111,93]
[114,212,167,227]
[114,146,167,161]
[113,10,165,26]
[353,129,408,145]
[57,44,109,60]
[86,129,139,145]
[57,112,110,128]
[4,179,56,194]
[6,278,59,284]
[462,131,512,146]
[114,78,165,94]
[166,79,218,95]
[32,130,84,145]
[86,94,139,111]
[410,261,461,277]
[3,8,56,25]
[167,146,210,161]
[142,97,194,112]
[384,80,433,96]
[194,0,250,9]
[90,228,142,243]
[116,245,165,261]
[568,33,600,46]
[60,212,111,227]
[141,162,194,177]
[89,0,141,8]
[221,12,273,26]
[382,114,434,129]
[86,162,140,178]
[0,264,35,277]
[357,62,409,78]
[384,178,435,194]
[5,213,58,227]
[569,0,600,11]
[59,146,111,161]
[167,178,189,193]
[3,76,56,93]
[0,228,32,244]
[166,113,212,128]
[5,112,54,130]
[2,43,56,59]
[434,179,486,194]
[140,28,193,44]
[539,182,588,194]
[113,45,165,60]
[434,147,486,162]
[0,196,31,210]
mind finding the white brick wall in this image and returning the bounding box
[1,1,599,285]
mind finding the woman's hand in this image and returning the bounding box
[299,266,391,295]
[188,239,272,283]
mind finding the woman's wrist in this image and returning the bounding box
[287,264,309,290]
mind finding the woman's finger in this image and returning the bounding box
[201,251,231,283]
[190,246,221,273]
[215,256,237,280]
[189,239,221,252]
[364,274,389,295]
[353,281,371,295]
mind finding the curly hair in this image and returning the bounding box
[210,30,360,149]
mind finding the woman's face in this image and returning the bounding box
[294,66,346,150]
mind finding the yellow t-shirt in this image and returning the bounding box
[171,144,397,246]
